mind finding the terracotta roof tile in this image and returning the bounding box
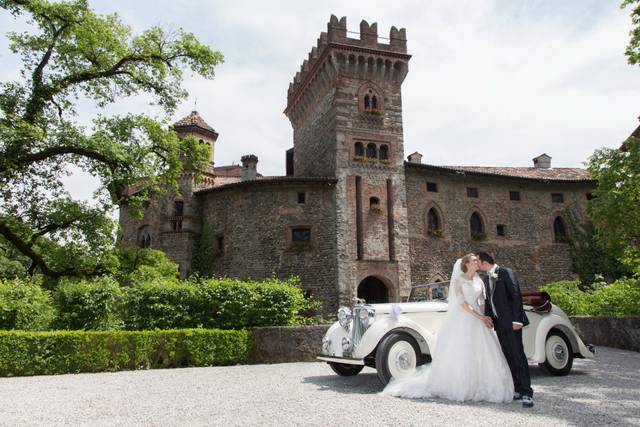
[406,162,592,182]
[173,111,216,133]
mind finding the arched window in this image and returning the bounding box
[355,142,364,157]
[366,143,377,159]
[138,226,151,248]
[554,216,567,243]
[379,144,389,160]
[470,212,485,240]
[370,196,381,210]
[427,208,440,231]
[359,85,384,113]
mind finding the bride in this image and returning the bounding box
[382,253,514,403]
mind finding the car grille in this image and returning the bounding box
[345,306,366,355]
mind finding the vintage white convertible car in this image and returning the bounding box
[318,283,595,385]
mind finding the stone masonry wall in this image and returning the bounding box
[405,165,594,295]
[198,180,339,313]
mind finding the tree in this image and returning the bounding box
[587,136,640,274]
[623,0,640,65]
[0,0,223,278]
[564,209,626,287]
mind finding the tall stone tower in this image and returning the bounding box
[285,15,412,304]
[165,111,219,276]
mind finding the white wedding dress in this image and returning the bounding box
[382,259,514,403]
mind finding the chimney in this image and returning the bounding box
[407,152,423,164]
[532,153,551,169]
[241,154,258,181]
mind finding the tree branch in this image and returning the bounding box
[30,220,76,245]
[19,145,122,171]
[0,219,73,278]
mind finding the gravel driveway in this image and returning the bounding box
[0,347,638,426]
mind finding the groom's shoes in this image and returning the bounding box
[521,396,534,408]
[513,393,522,400]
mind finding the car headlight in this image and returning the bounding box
[337,306,352,330]
[322,337,331,353]
[358,306,376,329]
[341,337,351,352]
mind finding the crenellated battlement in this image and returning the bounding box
[285,15,409,121]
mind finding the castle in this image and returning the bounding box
[119,16,594,313]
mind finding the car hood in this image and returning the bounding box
[365,301,449,314]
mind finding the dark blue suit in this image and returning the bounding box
[483,266,533,398]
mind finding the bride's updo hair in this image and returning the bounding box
[460,253,476,273]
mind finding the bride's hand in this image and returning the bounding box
[480,316,493,329]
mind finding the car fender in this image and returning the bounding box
[352,314,436,359]
[532,311,594,363]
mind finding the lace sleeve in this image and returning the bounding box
[452,278,465,306]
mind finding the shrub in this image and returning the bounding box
[53,276,124,330]
[248,277,309,327]
[115,248,179,286]
[0,279,55,330]
[0,329,249,377]
[122,280,196,330]
[192,277,253,329]
[542,277,640,316]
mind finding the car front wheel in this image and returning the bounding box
[328,362,364,376]
[375,332,424,385]
[540,331,573,376]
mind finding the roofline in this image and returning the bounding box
[195,176,338,195]
[173,124,219,140]
[404,162,595,184]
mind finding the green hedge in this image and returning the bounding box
[541,277,640,316]
[1,276,314,331]
[0,329,249,376]
[53,276,123,330]
[0,279,55,330]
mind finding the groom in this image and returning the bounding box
[477,252,534,408]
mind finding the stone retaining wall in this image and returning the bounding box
[249,318,639,364]
[249,325,331,364]
[569,316,640,353]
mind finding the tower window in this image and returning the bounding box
[551,193,564,203]
[497,224,506,236]
[360,86,383,113]
[509,191,521,201]
[297,192,306,204]
[217,235,224,253]
[467,187,479,198]
[426,182,438,192]
[366,143,377,159]
[379,144,389,160]
[174,201,184,217]
[369,197,381,210]
[355,142,364,157]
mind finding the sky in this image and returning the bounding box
[1,0,639,201]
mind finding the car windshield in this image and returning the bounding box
[407,281,450,302]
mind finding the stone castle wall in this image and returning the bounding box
[405,164,594,293]
[197,179,339,312]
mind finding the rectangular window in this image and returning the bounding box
[426,182,438,192]
[217,236,224,252]
[297,192,306,204]
[551,193,564,203]
[509,191,521,201]
[496,224,506,236]
[174,201,184,217]
[467,187,479,198]
[291,228,311,243]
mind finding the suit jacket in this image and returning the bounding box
[483,266,529,329]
